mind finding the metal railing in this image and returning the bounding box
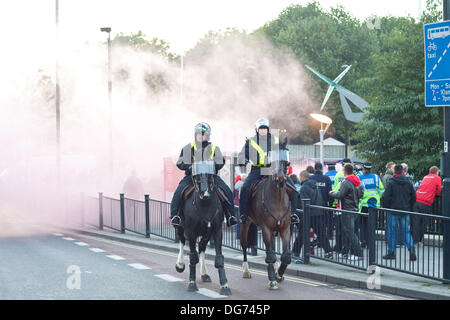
[81,193,449,284]
[300,199,450,283]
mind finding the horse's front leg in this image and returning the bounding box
[276,222,292,282]
[214,228,231,296]
[262,225,278,290]
[187,238,199,292]
[175,226,186,273]
[198,236,211,282]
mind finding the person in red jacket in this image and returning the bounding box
[412,166,442,245]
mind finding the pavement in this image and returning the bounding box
[63,224,450,300]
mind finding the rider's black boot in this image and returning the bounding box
[291,213,300,225]
[171,215,181,227]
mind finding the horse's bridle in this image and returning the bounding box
[261,160,291,225]
[191,174,221,227]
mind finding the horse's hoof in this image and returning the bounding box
[175,263,185,273]
[220,287,232,296]
[201,274,212,282]
[187,282,198,292]
[243,271,252,279]
[275,274,284,283]
[268,281,279,290]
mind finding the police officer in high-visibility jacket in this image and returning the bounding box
[237,118,299,225]
[356,162,384,247]
[169,123,238,227]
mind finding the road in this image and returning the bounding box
[0,230,408,300]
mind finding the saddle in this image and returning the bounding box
[249,177,266,198]
[248,177,296,198]
[181,184,231,206]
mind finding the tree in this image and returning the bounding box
[259,2,378,144]
[352,0,443,178]
[111,31,179,95]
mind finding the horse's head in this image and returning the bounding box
[268,140,290,188]
[192,161,216,200]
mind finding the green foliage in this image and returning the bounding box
[260,2,378,143]
[112,31,178,95]
[259,0,445,178]
[352,1,443,178]
[113,31,179,61]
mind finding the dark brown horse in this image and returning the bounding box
[240,145,292,290]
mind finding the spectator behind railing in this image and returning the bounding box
[122,170,144,200]
[381,164,417,261]
[329,163,364,261]
[383,161,396,188]
[412,166,442,246]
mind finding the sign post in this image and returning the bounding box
[428,0,450,283]
[424,21,450,106]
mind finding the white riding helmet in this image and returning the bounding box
[255,118,270,131]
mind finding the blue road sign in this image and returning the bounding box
[424,21,450,106]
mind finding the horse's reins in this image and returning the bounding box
[192,177,222,229]
[261,176,290,231]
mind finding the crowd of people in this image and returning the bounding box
[285,159,442,262]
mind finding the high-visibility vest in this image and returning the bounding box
[190,142,216,160]
[331,171,346,208]
[359,173,384,209]
[333,171,346,192]
[248,136,279,167]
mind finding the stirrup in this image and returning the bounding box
[291,214,300,225]
[171,215,181,226]
[227,216,238,227]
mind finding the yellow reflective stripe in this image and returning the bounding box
[249,139,266,166]
[191,142,215,160]
[211,144,216,159]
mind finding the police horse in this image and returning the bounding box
[174,160,232,296]
[240,145,292,290]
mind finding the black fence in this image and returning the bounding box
[299,199,450,283]
[82,193,449,284]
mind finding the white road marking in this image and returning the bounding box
[128,263,151,270]
[74,242,89,246]
[155,274,184,282]
[52,233,64,237]
[197,288,227,299]
[62,237,75,241]
[74,234,393,300]
[89,248,106,253]
[106,255,125,261]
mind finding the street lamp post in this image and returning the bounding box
[100,27,113,176]
[341,65,350,158]
[310,113,333,165]
[55,0,61,186]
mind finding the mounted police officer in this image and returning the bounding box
[169,123,238,227]
[237,118,299,225]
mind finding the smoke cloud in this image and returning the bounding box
[0,30,317,233]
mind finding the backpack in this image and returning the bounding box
[310,185,325,216]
